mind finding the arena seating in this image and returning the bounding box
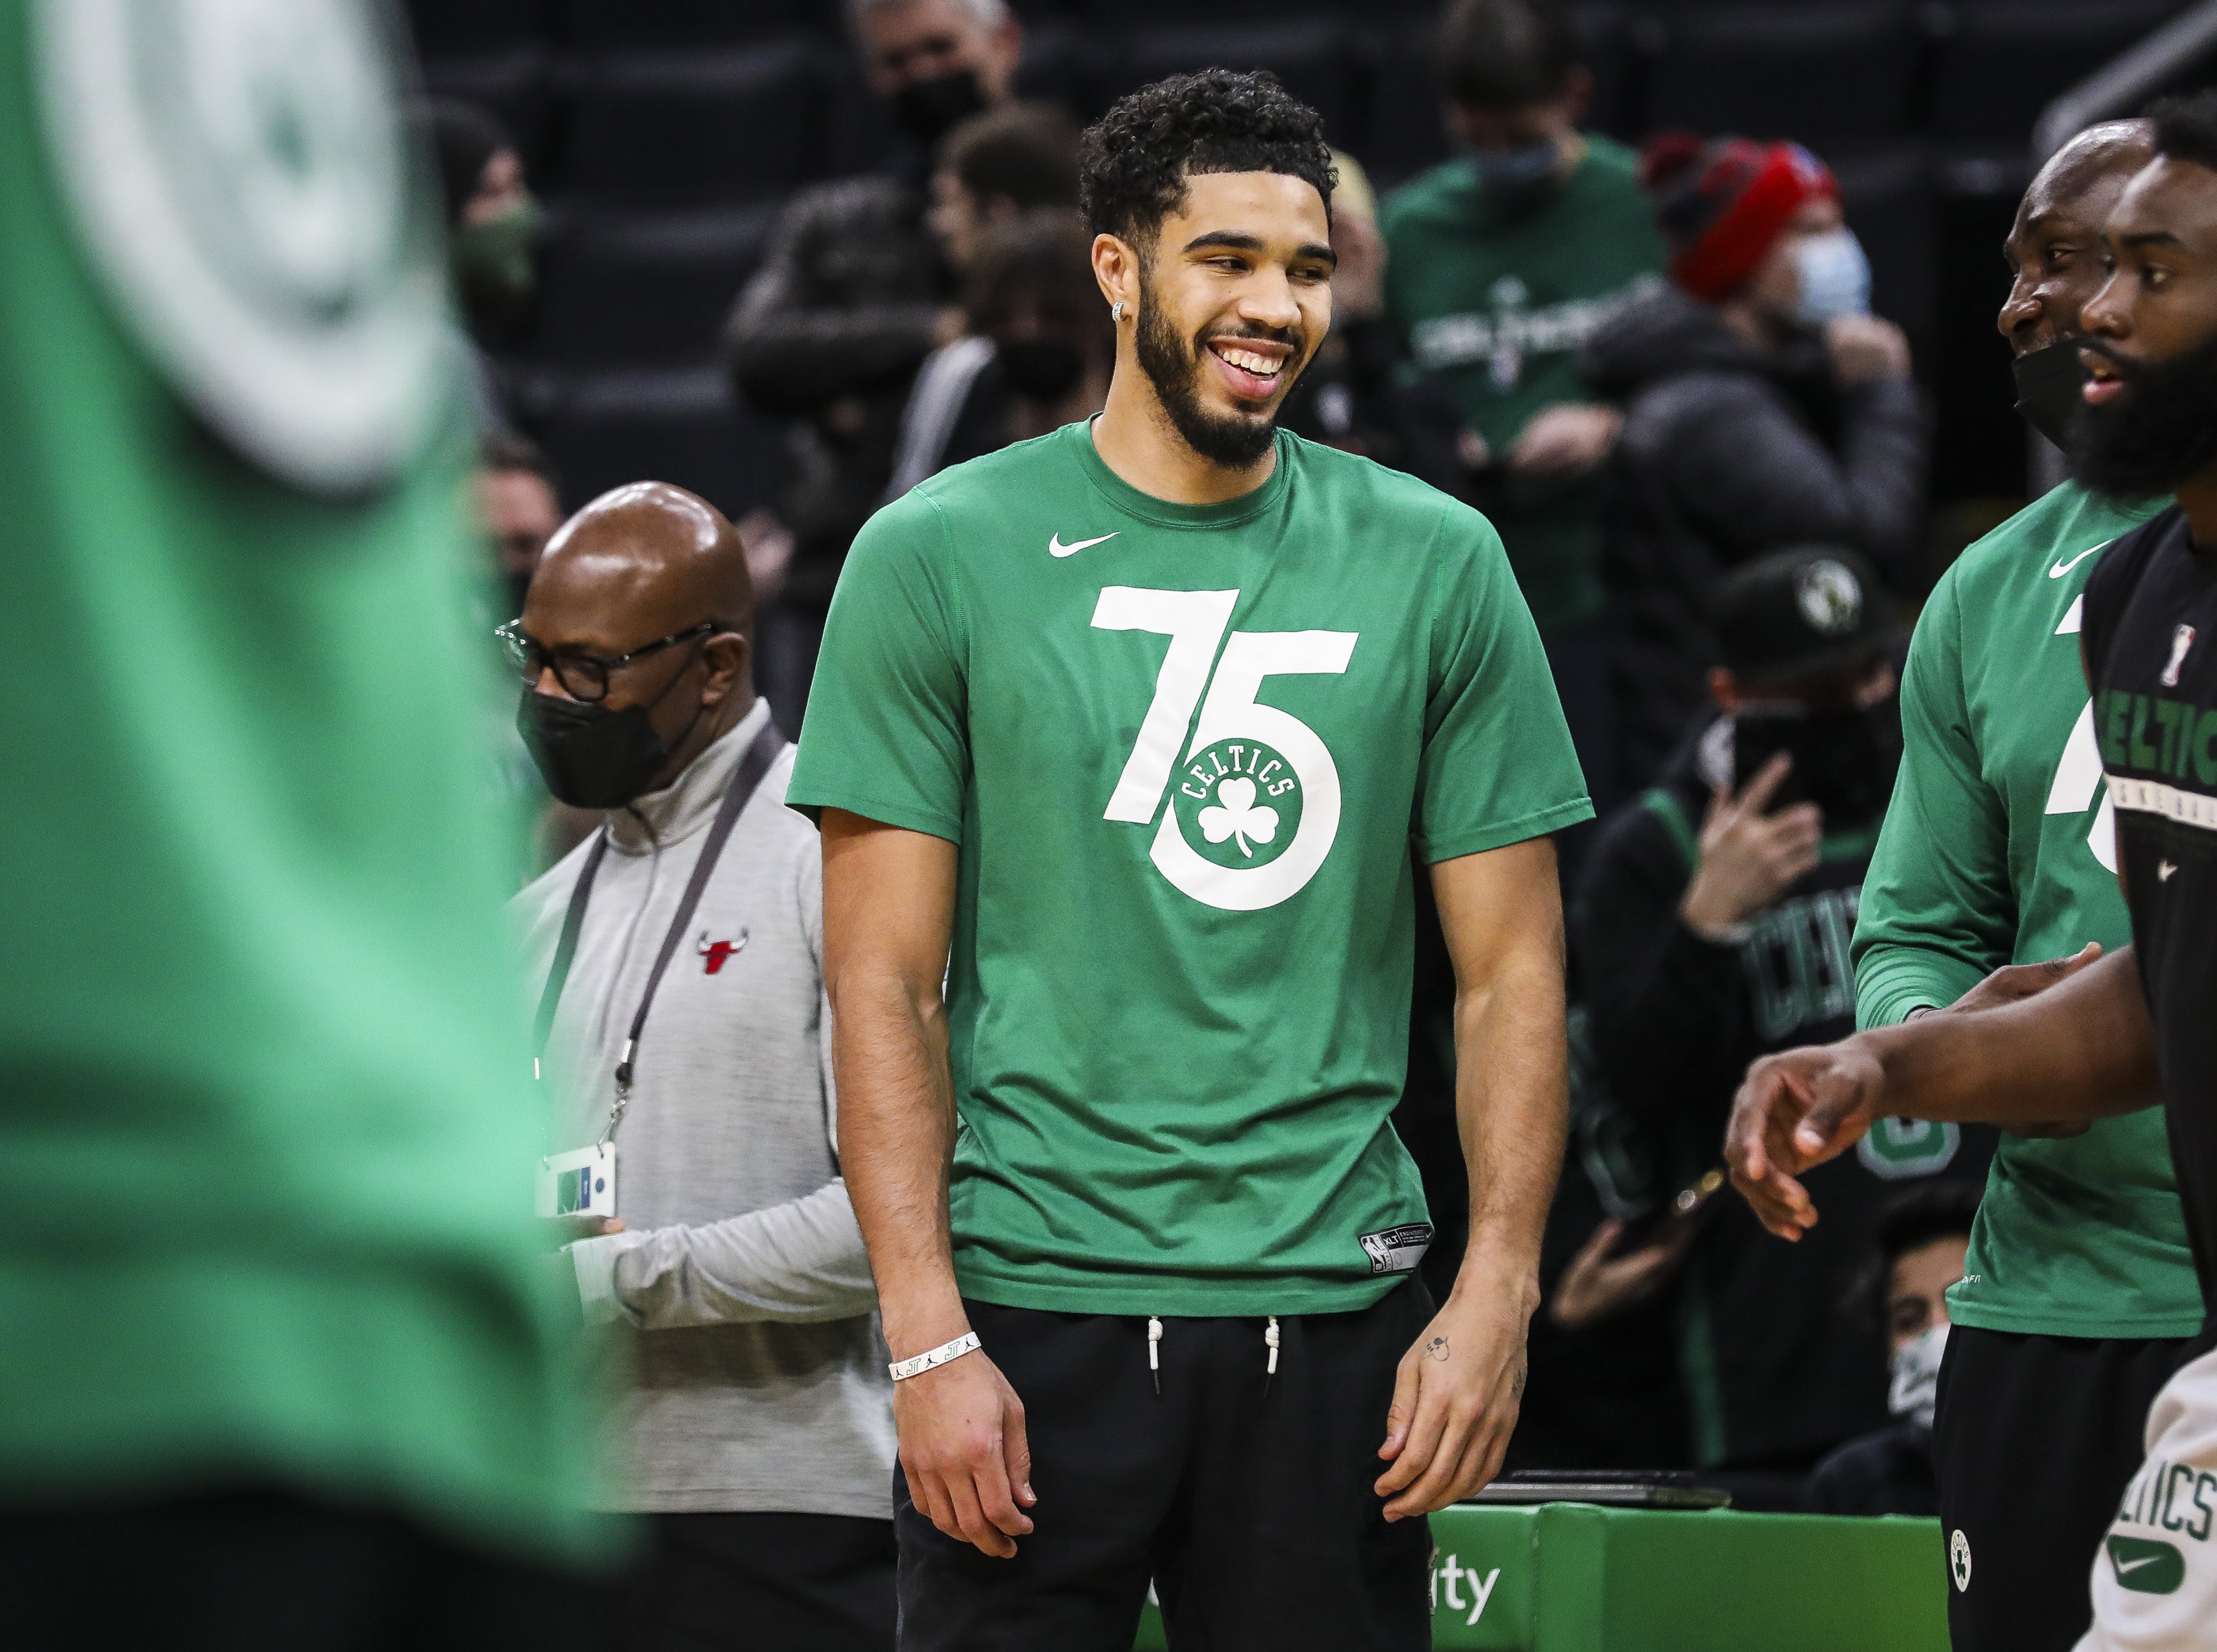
[401,0,2196,523]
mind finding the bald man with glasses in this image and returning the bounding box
[507,482,896,1652]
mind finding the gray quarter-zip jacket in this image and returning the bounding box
[511,701,894,1518]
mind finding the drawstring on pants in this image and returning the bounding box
[1140,1314,1283,1396]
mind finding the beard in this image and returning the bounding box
[2074,332,2217,500]
[1133,270,1304,469]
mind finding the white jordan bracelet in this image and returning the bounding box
[889,1331,981,1382]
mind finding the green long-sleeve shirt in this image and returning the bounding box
[1853,481,2201,1338]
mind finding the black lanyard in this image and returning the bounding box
[532,718,787,1136]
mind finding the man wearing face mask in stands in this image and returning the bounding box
[425,98,543,430]
[505,485,894,1651]
[1383,0,1667,818]
[1584,134,1927,796]
[1577,547,1993,1501]
[721,0,1026,736]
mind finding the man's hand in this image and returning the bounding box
[1825,314,1911,386]
[1375,1277,1534,1520]
[1680,754,1822,936]
[1548,1214,1698,1331]
[1506,402,1624,478]
[1945,941,2104,1017]
[893,1350,1036,1558]
[1725,1041,1889,1240]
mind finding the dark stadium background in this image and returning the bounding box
[404,0,2207,588]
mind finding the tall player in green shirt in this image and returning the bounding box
[1840,121,2198,1651]
[789,70,1590,1651]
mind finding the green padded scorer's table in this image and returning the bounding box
[1134,1504,1952,1649]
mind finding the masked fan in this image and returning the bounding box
[1582,132,1928,798]
[1576,545,1995,1505]
[1803,1183,1983,1516]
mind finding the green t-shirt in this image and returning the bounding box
[1854,481,2202,1339]
[0,0,598,1560]
[789,423,1591,1316]
[1382,140,1667,637]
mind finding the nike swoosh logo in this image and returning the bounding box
[2159,860,2178,882]
[2116,1554,2164,1573]
[1050,531,1117,558]
[2050,543,2106,578]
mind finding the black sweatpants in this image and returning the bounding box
[1933,1325,2193,1651]
[0,1484,619,1650]
[896,1285,1437,1652]
[620,1511,896,1652]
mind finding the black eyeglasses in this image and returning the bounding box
[495,619,717,704]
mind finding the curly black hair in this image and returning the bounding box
[2149,88,2217,174]
[1077,69,1335,251]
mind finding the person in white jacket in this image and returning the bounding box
[505,481,894,1651]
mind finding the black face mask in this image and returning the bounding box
[519,662,703,810]
[2074,333,2217,501]
[1733,698,1902,824]
[893,68,988,148]
[2013,336,2091,450]
[998,337,1085,402]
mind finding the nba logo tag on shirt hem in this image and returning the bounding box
[1359,1223,1435,1275]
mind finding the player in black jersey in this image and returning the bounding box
[1725,92,2217,1650]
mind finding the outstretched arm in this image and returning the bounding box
[1376,836,1568,1520]
[821,808,1034,1559]
[1727,944,2159,1239]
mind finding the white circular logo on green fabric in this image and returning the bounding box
[34,0,443,495]
[1172,739,1303,872]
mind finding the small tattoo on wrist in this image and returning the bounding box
[1425,1337,1449,1363]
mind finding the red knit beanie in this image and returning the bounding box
[1642,134,1838,301]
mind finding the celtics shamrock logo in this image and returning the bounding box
[1198,776,1278,857]
[1174,738,1302,872]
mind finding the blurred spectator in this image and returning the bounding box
[1280,152,1453,481]
[1382,0,1667,816]
[0,8,611,1639]
[1802,1183,1980,1516]
[1584,136,1926,796]
[722,0,1026,735]
[471,433,569,882]
[887,103,1084,496]
[476,430,562,623]
[425,96,542,419]
[510,485,891,1652]
[928,102,1081,279]
[888,212,1108,497]
[1577,547,1990,1499]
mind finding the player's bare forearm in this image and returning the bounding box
[1375,838,1568,1519]
[1729,946,2159,1239]
[1869,946,2157,1122]
[820,810,968,1354]
[1440,837,1567,1297]
[822,810,1037,1560]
